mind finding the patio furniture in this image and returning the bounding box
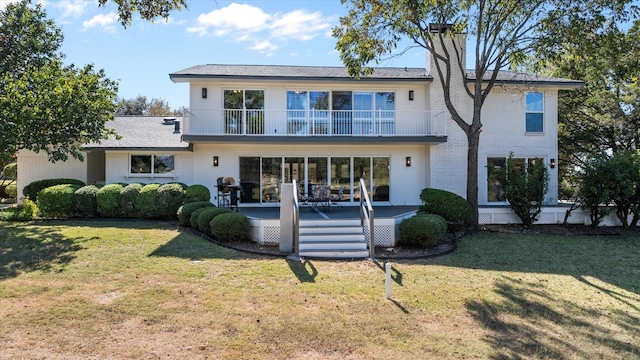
[309,184,331,209]
[217,177,242,211]
[330,186,346,210]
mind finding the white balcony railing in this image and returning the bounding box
[182,109,447,137]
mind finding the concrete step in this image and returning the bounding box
[299,239,368,251]
[298,232,365,242]
[299,219,361,227]
[299,225,363,235]
[298,249,370,259]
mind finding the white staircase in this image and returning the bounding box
[298,219,370,259]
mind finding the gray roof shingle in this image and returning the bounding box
[170,64,583,87]
[84,116,190,150]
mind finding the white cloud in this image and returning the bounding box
[0,0,20,10]
[54,0,90,19]
[270,9,331,41]
[187,3,270,37]
[186,3,336,55]
[82,12,118,33]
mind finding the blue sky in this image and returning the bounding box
[1,0,428,109]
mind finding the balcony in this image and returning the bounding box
[181,109,447,143]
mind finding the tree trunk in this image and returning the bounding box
[467,130,481,228]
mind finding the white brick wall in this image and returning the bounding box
[16,150,87,201]
[105,151,194,185]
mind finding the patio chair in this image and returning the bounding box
[330,186,346,211]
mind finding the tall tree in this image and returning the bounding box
[0,0,118,162]
[116,95,181,115]
[333,0,635,226]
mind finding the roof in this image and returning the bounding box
[170,64,432,82]
[170,64,583,88]
[466,70,584,88]
[83,116,191,151]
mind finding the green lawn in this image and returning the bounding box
[0,220,639,359]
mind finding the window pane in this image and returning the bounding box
[353,92,373,111]
[262,157,282,203]
[526,92,543,111]
[224,90,243,109]
[131,155,152,174]
[331,157,351,202]
[309,91,329,110]
[287,91,308,134]
[526,113,543,132]
[332,91,352,135]
[287,91,307,110]
[240,157,260,203]
[353,157,370,201]
[375,92,395,111]
[244,90,264,110]
[372,157,390,202]
[487,157,506,202]
[154,155,174,174]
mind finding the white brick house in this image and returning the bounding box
[16,37,582,212]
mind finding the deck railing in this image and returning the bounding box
[359,178,375,259]
[182,109,447,137]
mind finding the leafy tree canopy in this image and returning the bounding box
[0,0,118,162]
[116,95,182,116]
[98,0,188,27]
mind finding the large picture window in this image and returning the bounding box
[487,156,542,202]
[525,92,544,133]
[130,154,175,175]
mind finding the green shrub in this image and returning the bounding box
[156,183,185,219]
[3,163,16,179]
[418,188,473,232]
[196,207,233,234]
[493,153,549,227]
[0,199,38,221]
[190,207,211,229]
[168,182,188,190]
[185,184,211,203]
[135,183,161,219]
[398,214,447,248]
[38,184,81,218]
[178,201,215,226]
[119,183,143,218]
[96,183,124,218]
[73,185,99,217]
[23,178,86,200]
[210,212,250,242]
[5,184,17,198]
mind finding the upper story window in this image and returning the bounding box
[286,90,395,135]
[224,90,265,134]
[130,154,175,176]
[525,92,544,133]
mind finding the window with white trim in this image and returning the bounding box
[487,156,543,202]
[130,154,175,175]
[525,92,544,133]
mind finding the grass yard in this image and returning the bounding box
[1,220,639,359]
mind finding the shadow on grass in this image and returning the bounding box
[467,276,640,359]
[0,221,83,280]
[286,259,318,283]
[432,232,640,295]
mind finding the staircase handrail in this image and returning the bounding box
[359,178,375,258]
[292,179,300,257]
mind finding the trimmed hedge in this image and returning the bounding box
[5,184,17,198]
[184,184,211,203]
[97,183,124,218]
[73,185,99,217]
[24,178,86,200]
[190,207,211,229]
[156,183,185,219]
[178,201,215,226]
[135,183,161,219]
[210,212,250,242]
[3,163,16,179]
[119,183,143,218]
[418,188,473,232]
[38,184,82,218]
[398,214,447,248]
[196,207,233,235]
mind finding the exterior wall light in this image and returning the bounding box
[406,156,412,167]
[202,87,207,99]
[213,156,219,167]
[550,158,555,169]
[409,90,414,101]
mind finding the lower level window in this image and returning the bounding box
[487,156,541,202]
[130,154,175,175]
